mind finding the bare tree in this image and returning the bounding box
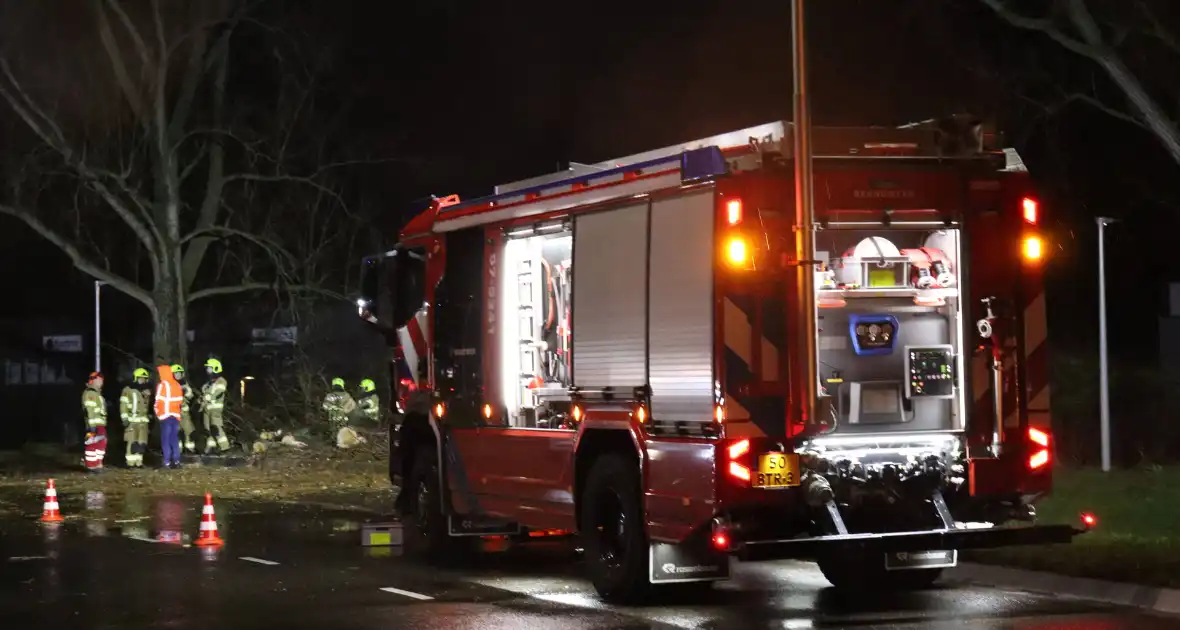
[981,0,1180,168]
[0,0,366,362]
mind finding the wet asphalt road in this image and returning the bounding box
[0,490,1175,629]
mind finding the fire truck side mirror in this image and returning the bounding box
[360,257,381,317]
[391,248,427,326]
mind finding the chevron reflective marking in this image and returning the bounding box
[396,307,430,386]
[721,295,787,438]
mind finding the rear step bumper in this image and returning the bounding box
[735,524,1084,562]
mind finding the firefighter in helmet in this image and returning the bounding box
[120,368,152,468]
[356,378,381,424]
[200,358,231,453]
[171,364,197,453]
[82,371,108,472]
[322,377,358,445]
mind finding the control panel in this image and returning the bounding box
[905,344,955,399]
[848,314,899,356]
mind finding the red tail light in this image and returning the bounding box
[711,517,732,551]
[1022,197,1038,224]
[1028,427,1051,470]
[727,438,751,482]
[725,198,743,225]
[727,438,750,459]
[728,461,751,481]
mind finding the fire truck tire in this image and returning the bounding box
[580,453,650,604]
[816,552,942,591]
[404,450,469,563]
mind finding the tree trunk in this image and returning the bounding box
[152,246,187,366]
[152,289,185,367]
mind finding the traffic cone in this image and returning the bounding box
[40,479,64,523]
[194,493,224,547]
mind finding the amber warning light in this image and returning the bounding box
[726,237,749,266]
[1022,235,1043,261]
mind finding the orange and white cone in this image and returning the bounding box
[40,479,64,523]
[194,493,224,547]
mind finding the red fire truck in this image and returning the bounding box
[359,118,1093,603]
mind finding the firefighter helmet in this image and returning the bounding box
[171,364,185,375]
[359,378,375,392]
[204,358,223,374]
[331,377,345,389]
[133,368,150,380]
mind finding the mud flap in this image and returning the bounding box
[649,538,731,584]
[447,515,521,537]
[884,549,958,571]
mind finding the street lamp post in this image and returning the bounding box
[1096,217,1116,472]
[94,281,105,373]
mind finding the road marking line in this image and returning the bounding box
[379,587,434,601]
[240,556,279,566]
[127,536,163,544]
[8,556,48,561]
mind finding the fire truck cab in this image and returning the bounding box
[359,118,1091,603]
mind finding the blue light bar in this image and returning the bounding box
[680,146,728,183]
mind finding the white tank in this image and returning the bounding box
[835,237,902,287]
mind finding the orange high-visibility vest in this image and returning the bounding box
[154,365,184,419]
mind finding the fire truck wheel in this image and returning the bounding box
[816,552,942,591]
[404,450,469,563]
[581,453,649,604]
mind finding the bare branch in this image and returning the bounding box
[1054,92,1151,130]
[0,58,162,257]
[181,32,230,290]
[180,224,297,266]
[980,0,1099,59]
[224,172,348,212]
[0,204,153,308]
[983,0,1180,168]
[93,0,145,121]
[188,282,343,303]
[105,0,153,71]
[1139,2,1180,56]
[149,0,179,222]
[178,144,209,182]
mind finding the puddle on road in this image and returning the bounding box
[0,484,394,552]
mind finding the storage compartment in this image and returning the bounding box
[501,224,575,428]
[814,229,966,434]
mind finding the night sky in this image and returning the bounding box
[2,0,1176,367]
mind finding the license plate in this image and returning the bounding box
[753,452,801,488]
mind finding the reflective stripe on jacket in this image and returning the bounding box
[202,377,227,410]
[120,386,151,422]
[83,387,107,426]
[155,365,184,418]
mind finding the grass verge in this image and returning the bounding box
[968,465,1180,589]
[0,440,394,515]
